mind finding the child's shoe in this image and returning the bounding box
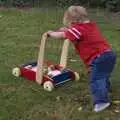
[94,102,110,112]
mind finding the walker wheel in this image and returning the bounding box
[12,67,21,77]
[43,81,54,92]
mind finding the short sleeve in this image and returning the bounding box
[64,27,82,41]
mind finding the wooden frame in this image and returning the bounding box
[36,34,47,84]
[36,36,70,84]
[60,39,70,68]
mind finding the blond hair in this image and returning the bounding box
[63,6,88,26]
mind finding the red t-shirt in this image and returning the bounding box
[64,22,111,65]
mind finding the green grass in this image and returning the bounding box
[0,8,120,120]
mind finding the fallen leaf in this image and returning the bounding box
[78,106,83,112]
[114,109,119,113]
[56,96,61,101]
[70,59,78,62]
[112,100,120,104]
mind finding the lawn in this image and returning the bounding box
[0,8,120,120]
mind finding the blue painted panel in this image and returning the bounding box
[52,71,72,85]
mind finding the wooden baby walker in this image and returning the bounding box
[12,34,80,92]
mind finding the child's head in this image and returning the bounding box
[63,6,88,26]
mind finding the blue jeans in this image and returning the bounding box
[89,50,116,105]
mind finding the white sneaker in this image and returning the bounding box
[94,102,110,112]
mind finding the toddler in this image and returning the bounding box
[44,6,116,112]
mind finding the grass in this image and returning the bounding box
[0,8,120,120]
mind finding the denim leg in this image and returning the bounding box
[106,75,111,92]
[90,70,110,104]
[89,51,116,105]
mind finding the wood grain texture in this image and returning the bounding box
[36,34,47,84]
[60,39,70,68]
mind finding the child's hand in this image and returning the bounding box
[47,30,54,37]
[42,31,54,39]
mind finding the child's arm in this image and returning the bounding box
[47,31,66,39]
[58,27,68,31]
